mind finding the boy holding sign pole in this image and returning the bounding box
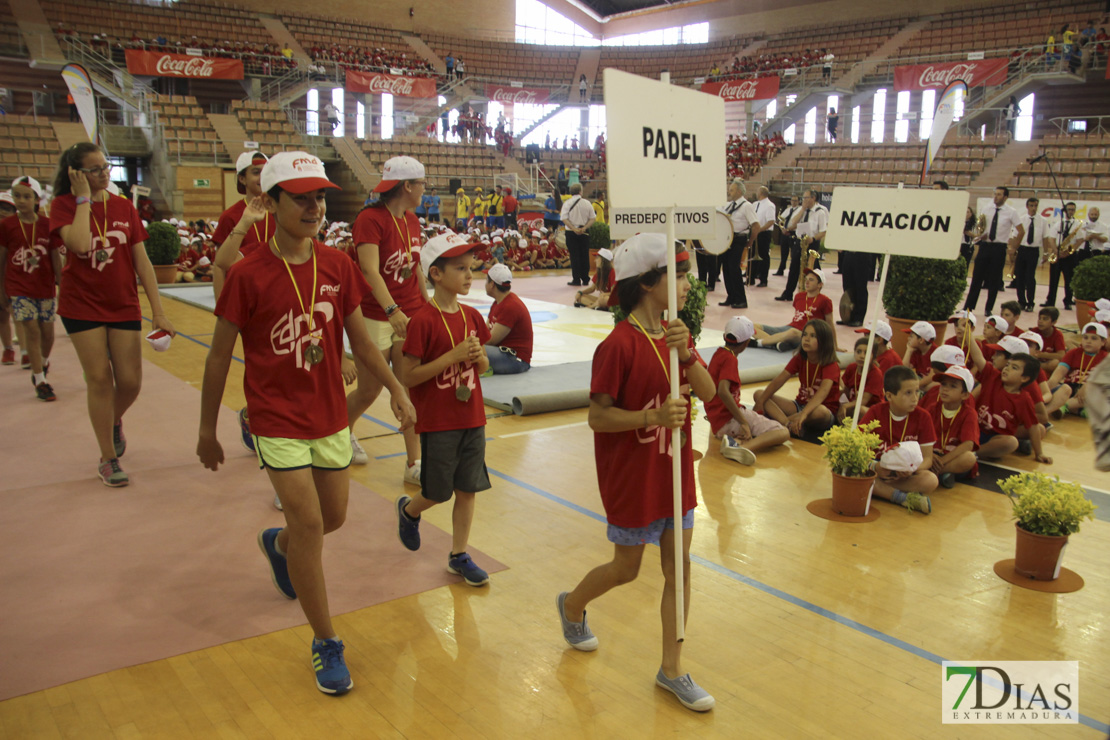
[557,233,716,712]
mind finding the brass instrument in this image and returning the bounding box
[973,213,987,239]
[797,249,821,291]
[1050,229,1079,264]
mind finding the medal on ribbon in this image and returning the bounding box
[304,343,324,366]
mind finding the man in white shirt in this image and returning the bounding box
[1015,197,1048,312]
[776,194,800,277]
[560,183,596,288]
[719,178,763,309]
[1043,201,1082,309]
[751,186,777,287]
[964,185,1024,315]
[1079,206,1109,258]
[323,102,340,133]
[778,188,827,302]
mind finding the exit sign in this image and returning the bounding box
[193,179,211,188]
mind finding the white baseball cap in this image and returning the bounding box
[421,232,480,276]
[11,176,42,197]
[930,344,965,367]
[373,156,425,193]
[1018,331,1044,350]
[854,319,893,343]
[1095,309,1110,324]
[1095,298,1110,312]
[1082,321,1109,339]
[539,239,549,246]
[937,365,975,393]
[994,335,1027,355]
[0,191,13,206]
[880,441,923,473]
[531,229,541,237]
[904,320,936,342]
[985,315,1009,333]
[145,329,172,352]
[948,309,977,328]
[260,152,339,194]
[804,267,826,284]
[235,151,269,194]
[611,233,689,281]
[486,263,512,286]
[597,248,614,262]
[724,316,755,344]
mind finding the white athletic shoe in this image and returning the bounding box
[273,493,283,511]
[404,459,422,486]
[350,433,368,465]
[720,436,757,465]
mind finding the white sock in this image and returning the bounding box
[33,372,45,386]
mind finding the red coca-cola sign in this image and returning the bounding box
[893,58,1009,91]
[483,84,551,105]
[345,70,437,98]
[700,76,780,102]
[125,50,243,79]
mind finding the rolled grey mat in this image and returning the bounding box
[511,388,591,416]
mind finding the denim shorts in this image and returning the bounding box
[607,509,695,546]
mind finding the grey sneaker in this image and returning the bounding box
[350,433,368,465]
[719,436,756,465]
[655,668,715,711]
[97,457,129,487]
[113,421,127,457]
[556,592,598,651]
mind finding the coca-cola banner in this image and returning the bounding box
[345,70,437,98]
[893,58,1009,91]
[125,50,243,79]
[484,84,551,105]
[699,76,780,102]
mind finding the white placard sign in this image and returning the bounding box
[609,206,717,239]
[604,68,725,237]
[825,186,966,259]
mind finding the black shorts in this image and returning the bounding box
[419,427,491,502]
[61,316,142,334]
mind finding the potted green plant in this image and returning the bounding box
[819,419,882,516]
[1071,254,1110,328]
[587,220,610,273]
[881,255,968,357]
[1000,472,1097,581]
[144,221,182,284]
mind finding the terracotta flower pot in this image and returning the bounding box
[1013,523,1068,581]
[831,470,877,517]
[1075,299,1095,330]
[153,264,179,285]
[886,316,949,358]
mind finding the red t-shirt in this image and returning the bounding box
[789,291,833,330]
[212,199,275,259]
[1007,323,1024,337]
[352,206,424,320]
[944,335,978,366]
[705,346,742,434]
[403,301,491,434]
[975,363,1037,434]
[930,400,980,454]
[907,342,936,377]
[215,241,368,439]
[1059,347,1107,385]
[591,320,704,528]
[544,243,561,260]
[842,362,882,404]
[876,347,902,375]
[50,193,148,322]
[488,292,533,365]
[591,269,616,291]
[861,401,937,457]
[0,214,55,299]
[1034,326,1066,353]
[785,354,840,412]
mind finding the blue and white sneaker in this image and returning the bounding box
[238,407,255,452]
[719,436,756,465]
[556,591,598,651]
[396,496,421,551]
[257,528,296,599]
[312,638,353,695]
[447,552,489,586]
[655,668,715,711]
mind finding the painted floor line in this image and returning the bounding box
[497,421,590,438]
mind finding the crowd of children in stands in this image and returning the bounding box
[708,49,834,80]
[726,133,787,179]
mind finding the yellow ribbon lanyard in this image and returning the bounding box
[431,297,468,385]
[17,218,36,268]
[940,407,960,451]
[273,238,320,342]
[628,313,674,385]
[390,211,414,273]
[246,201,270,244]
[890,409,909,444]
[90,196,108,254]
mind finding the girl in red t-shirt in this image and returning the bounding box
[754,319,839,437]
[574,248,614,310]
[50,142,176,487]
[558,235,717,712]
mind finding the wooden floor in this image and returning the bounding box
[2,282,1109,739]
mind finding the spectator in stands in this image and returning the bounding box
[503,187,518,230]
[445,52,455,78]
[324,102,340,134]
[579,74,588,101]
[456,58,465,78]
[557,165,567,195]
[822,51,834,83]
[281,43,292,60]
[826,109,839,143]
[545,132,551,150]
[425,187,440,224]
[1003,97,1019,138]
[562,183,596,288]
[544,191,562,232]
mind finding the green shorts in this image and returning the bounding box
[254,428,352,471]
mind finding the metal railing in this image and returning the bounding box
[1048,115,1110,136]
[164,136,231,166]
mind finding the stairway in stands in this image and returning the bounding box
[331,136,378,192]
[206,114,251,162]
[834,20,929,90]
[970,139,1039,199]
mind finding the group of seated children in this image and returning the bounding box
[470,226,570,273]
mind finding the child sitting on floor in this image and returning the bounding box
[1030,306,1066,375]
[902,320,937,382]
[855,320,902,375]
[1000,300,1024,336]
[752,268,834,353]
[838,335,883,422]
[1045,322,1108,418]
[972,349,1051,463]
[575,248,615,310]
[927,365,980,488]
[753,319,839,437]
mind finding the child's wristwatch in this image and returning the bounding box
[385,304,400,316]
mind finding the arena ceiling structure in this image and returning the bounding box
[575,0,688,17]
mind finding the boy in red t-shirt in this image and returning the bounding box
[558,233,717,712]
[838,335,883,421]
[0,175,61,400]
[399,232,493,586]
[706,316,789,465]
[1045,322,1108,417]
[753,268,834,352]
[945,310,978,366]
[919,344,967,410]
[902,320,937,380]
[855,319,901,375]
[999,301,1023,337]
[972,351,1050,463]
[1031,306,1066,375]
[197,152,416,696]
[928,366,980,488]
[861,365,938,513]
[484,263,533,373]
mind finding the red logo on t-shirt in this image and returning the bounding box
[269,301,335,371]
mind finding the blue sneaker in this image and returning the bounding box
[447,552,489,586]
[311,638,353,695]
[556,591,598,651]
[257,528,296,599]
[396,496,420,551]
[655,668,715,711]
[238,407,255,452]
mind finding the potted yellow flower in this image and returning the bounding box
[1001,472,1097,581]
[819,419,881,516]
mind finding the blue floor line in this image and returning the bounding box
[484,468,1109,734]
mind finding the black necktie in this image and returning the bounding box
[727,201,739,214]
[989,209,999,241]
[802,208,811,222]
[1027,218,1034,245]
